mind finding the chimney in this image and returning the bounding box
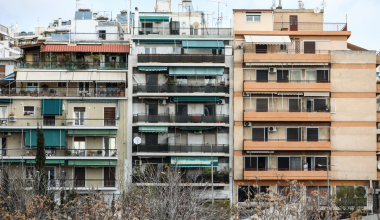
[276,0,282,9]
[298,0,303,9]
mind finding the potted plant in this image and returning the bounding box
[20,90,25,96]
[10,112,14,116]
[32,90,38,97]
[324,104,329,112]
[118,83,125,96]
[110,60,116,69]
[41,84,49,92]
[65,150,72,156]
[27,90,31,96]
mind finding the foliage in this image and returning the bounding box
[76,58,87,69]
[41,84,49,91]
[90,52,102,62]
[335,183,368,219]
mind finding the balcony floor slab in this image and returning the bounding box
[132,152,229,157]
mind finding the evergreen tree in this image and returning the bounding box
[35,123,46,172]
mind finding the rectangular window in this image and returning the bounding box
[306,70,317,81]
[280,44,287,51]
[317,70,329,82]
[307,128,319,141]
[58,82,66,87]
[152,48,156,54]
[145,48,151,54]
[74,167,86,187]
[238,185,269,202]
[244,157,268,170]
[27,83,38,92]
[0,106,8,122]
[277,70,289,81]
[287,127,301,141]
[74,107,86,126]
[43,116,55,126]
[290,70,302,81]
[33,53,39,62]
[256,99,268,112]
[104,167,116,187]
[289,99,301,112]
[73,137,86,156]
[24,106,35,116]
[46,167,56,186]
[246,15,261,22]
[256,70,269,82]
[104,107,116,126]
[304,41,316,54]
[173,48,181,54]
[0,66,5,78]
[104,137,117,157]
[99,30,106,40]
[251,128,268,141]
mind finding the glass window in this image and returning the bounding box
[306,70,317,81]
[280,44,287,51]
[145,48,151,54]
[58,82,66,87]
[173,48,181,54]
[99,30,106,40]
[24,106,35,116]
[152,48,156,54]
[290,70,302,81]
[74,107,86,126]
[27,83,38,92]
[0,106,8,120]
[104,137,117,157]
[73,137,85,156]
[43,116,55,126]
[246,15,261,22]
[290,157,302,170]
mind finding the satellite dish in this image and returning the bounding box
[314,7,321,14]
[320,1,327,8]
[133,137,142,145]
[193,22,199,29]
[378,163,380,170]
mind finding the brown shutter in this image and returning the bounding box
[74,107,86,112]
[0,65,5,73]
[104,107,116,119]
[74,167,86,187]
[74,137,86,142]
[104,167,116,187]
[304,41,316,54]
[24,106,34,111]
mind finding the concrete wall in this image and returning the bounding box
[331,156,377,180]
[331,98,376,122]
[331,127,376,151]
[273,10,323,23]
[234,11,273,31]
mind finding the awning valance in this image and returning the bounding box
[68,160,117,166]
[0,72,15,81]
[0,99,13,103]
[139,66,168,71]
[244,35,291,45]
[133,40,181,44]
[177,126,215,130]
[169,67,223,76]
[68,130,117,136]
[26,159,65,165]
[246,63,329,66]
[0,129,30,132]
[304,92,330,97]
[16,72,126,82]
[277,92,304,96]
[25,129,66,148]
[41,99,63,115]
[173,96,220,102]
[1,159,25,163]
[171,157,218,167]
[138,126,168,133]
[140,16,169,22]
[41,44,129,53]
[182,41,225,49]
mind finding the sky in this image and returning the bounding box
[0,0,379,50]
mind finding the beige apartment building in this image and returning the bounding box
[233,6,380,204]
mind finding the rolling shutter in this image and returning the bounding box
[289,99,301,112]
[315,157,327,166]
[278,157,289,169]
[307,128,319,141]
[74,107,85,112]
[104,167,116,187]
[252,128,265,141]
[304,41,316,54]
[277,70,289,81]
[245,157,257,169]
[256,99,268,112]
[314,99,326,111]
[104,107,115,119]
[0,66,5,73]
[287,128,300,141]
[317,70,329,82]
[256,70,268,82]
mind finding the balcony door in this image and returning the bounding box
[252,128,268,141]
[145,133,158,146]
[255,45,267,54]
[317,70,329,82]
[287,128,301,141]
[104,167,116,187]
[256,70,268,82]
[146,75,158,92]
[307,128,319,141]
[104,107,116,126]
[74,167,85,187]
[290,15,298,31]
[304,41,316,54]
[277,70,289,82]
[256,99,268,112]
[289,99,301,112]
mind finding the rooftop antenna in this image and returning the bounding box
[207,0,227,33]
[320,0,327,21]
[271,0,276,9]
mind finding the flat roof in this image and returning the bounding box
[233,9,274,12]
[132,35,233,40]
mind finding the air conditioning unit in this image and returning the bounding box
[9,116,17,121]
[194,130,202,134]
[218,99,225,105]
[135,160,142,166]
[243,122,251,127]
[158,99,167,105]
[268,126,277,132]
[3,132,11,136]
[1,120,7,126]
[243,92,250,97]
[269,67,277,73]
[377,162,380,171]
[237,45,244,50]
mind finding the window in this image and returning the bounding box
[173,48,181,54]
[176,104,187,116]
[317,70,329,82]
[286,127,301,141]
[0,106,8,124]
[0,138,6,156]
[289,99,301,112]
[304,41,316,54]
[99,30,106,40]
[280,44,287,51]
[24,106,35,116]
[104,137,117,157]
[246,14,261,22]
[305,156,327,169]
[244,156,268,170]
[277,70,289,81]
[256,70,269,82]
[104,167,116,187]
[278,157,302,170]
[74,167,86,187]
[43,116,55,126]
[256,98,268,112]
[73,137,86,156]
[251,128,268,141]
[74,107,86,126]
[0,65,5,78]
[307,128,319,141]
[104,107,116,126]
[33,53,39,62]
[46,167,56,186]
[238,185,269,202]
[204,105,215,116]
[25,167,34,179]
[145,48,150,54]
[58,82,66,87]
[27,83,38,92]
[290,70,302,81]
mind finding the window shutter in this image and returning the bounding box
[304,41,316,54]
[0,65,5,73]
[287,128,300,141]
[104,107,116,119]
[256,70,268,82]
[256,99,268,112]
[244,157,257,169]
[74,137,85,142]
[307,128,319,141]
[277,70,289,81]
[315,157,327,166]
[252,128,265,140]
[278,157,290,169]
[289,99,301,112]
[74,107,86,112]
[317,70,329,82]
[314,99,326,111]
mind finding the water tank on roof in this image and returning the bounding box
[78,8,91,12]
[96,15,109,20]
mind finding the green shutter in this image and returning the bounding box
[105,56,110,63]
[41,99,63,115]
[0,99,13,103]
[25,129,65,148]
[177,126,215,130]
[173,96,220,102]
[171,157,218,167]
[139,16,169,22]
[138,126,168,133]
[133,40,181,44]
[169,67,223,76]
[0,129,30,132]
[68,160,117,166]
[182,41,225,49]
[138,67,168,71]
[67,129,117,136]
[26,159,65,165]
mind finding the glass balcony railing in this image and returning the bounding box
[132,144,229,153]
[133,84,228,93]
[17,62,128,70]
[133,114,229,123]
[0,149,118,157]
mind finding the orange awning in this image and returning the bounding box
[41,44,129,53]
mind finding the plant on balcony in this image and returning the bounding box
[20,89,26,96]
[41,84,49,91]
[65,150,72,156]
[119,60,126,69]
[164,74,176,84]
[377,79,380,84]
[76,58,86,69]
[109,60,116,69]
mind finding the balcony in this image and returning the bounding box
[133,84,229,94]
[133,114,229,124]
[273,22,347,31]
[132,174,229,184]
[16,62,128,70]
[132,144,229,153]
[137,54,225,63]
[244,139,331,151]
[244,109,331,122]
[243,168,330,180]
[244,80,330,92]
[21,179,117,188]
[1,149,118,158]
[1,118,117,127]
[244,50,331,64]
[133,27,232,36]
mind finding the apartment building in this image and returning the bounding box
[233,3,380,204]
[0,8,129,194]
[128,0,234,200]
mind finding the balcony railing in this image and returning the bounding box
[132,144,229,153]
[17,62,128,70]
[273,22,347,31]
[132,174,229,184]
[244,80,330,83]
[133,27,232,36]
[244,139,330,142]
[18,179,117,188]
[244,109,330,113]
[0,149,117,157]
[0,118,117,127]
[244,49,330,54]
[137,54,225,63]
[1,87,126,98]
[243,168,329,171]
[133,84,229,93]
[133,114,229,123]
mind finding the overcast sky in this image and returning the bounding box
[1,0,379,50]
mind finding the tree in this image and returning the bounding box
[35,123,46,172]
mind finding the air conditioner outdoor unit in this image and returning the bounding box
[237,45,244,50]
[377,162,380,171]
[268,126,277,132]
[269,67,277,73]
[1,120,7,126]
[9,116,17,122]
[244,122,252,127]
[135,160,142,166]
[3,132,11,136]
[158,99,167,105]
[243,92,250,97]
[218,99,225,105]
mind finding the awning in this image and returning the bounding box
[139,66,168,71]
[68,100,117,103]
[26,159,65,165]
[41,99,63,115]
[68,160,117,166]
[173,96,220,102]
[244,35,291,45]
[0,129,30,132]
[138,97,168,99]
[16,72,126,82]
[41,44,129,53]
[182,41,225,49]
[25,129,66,148]
[1,159,25,163]
[277,92,304,96]
[133,40,181,44]
[138,126,168,133]
[0,99,13,103]
[140,16,169,22]
[0,72,15,81]
[246,63,329,66]
[248,92,277,95]
[68,130,117,136]
[171,157,218,167]
[177,127,215,130]
[304,92,330,97]
[169,67,223,76]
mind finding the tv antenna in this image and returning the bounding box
[207,0,227,31]
[320,0,327,21]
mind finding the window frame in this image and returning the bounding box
[73,136,86,156]
[103,137,117,157]
[246,14,261,23]
[277,156,302,170]
[306,127,319,141]
[43,115,55,126]
[73,106,86,126]
[243,156,269,170]
[23,106,35,116]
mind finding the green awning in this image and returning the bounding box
[177,127,215,130]
[26,159,65,165]
[171,157,218,167]
[173,96,220,102]
[182,40,225,49]
[25,129,66,148]
[138,67,168,71]
[68,130,117,136]
[0,99,13,103]
[138,126,168,133]
[140,16,169,22]
[68,100,117,103]
[169,67,223,76]
[133,40,181,44]
[68,160,117,166]
[41,99,63,115]
[0,129,30,132]
[1,159,25,163]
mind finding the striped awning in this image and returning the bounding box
[173,96,220,102]
[139,66,167,71]
[169,67,223,76]
[138,126,168,133]
[171,157,218,167]
[0,72,15,81]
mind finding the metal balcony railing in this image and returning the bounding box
[133,27,232,36]
[244,49,331,54]
[244,139,330,142]
[137,54,225,63]
[273,22,347,31]
[0,117,118,127]
[133,114,229,123]
[244,109,330,113]
[132,174,229,184]
[244,168,329,171]
[244,80,330,83]
[132,144,229,153]
[17,62,128,70]
[0,149,117,157]
[133,84,228,93]
[17,179,117,188]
